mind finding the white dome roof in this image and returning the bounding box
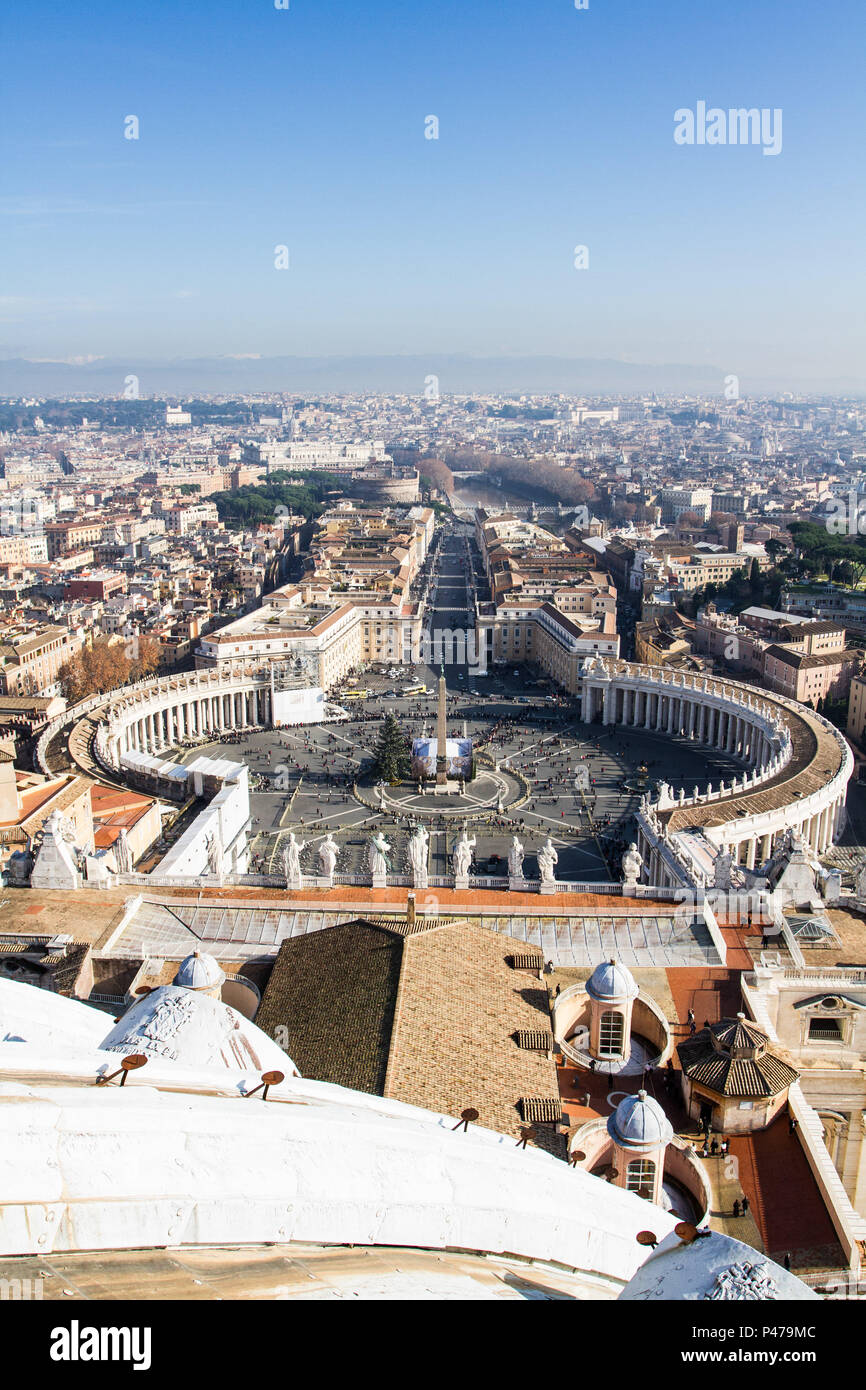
[586,958,638,1002]
[0,977,110,1052]
[99,986,298,1076]
[607,1089,673,1152]
[620,1230,818,1301]
[173,950,226,991]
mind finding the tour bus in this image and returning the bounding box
[342,688,371,701]
[404,683,429,697]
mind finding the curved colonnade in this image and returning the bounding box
[579,656,851,884]
[36,666,275,780]
[36,658,853,890]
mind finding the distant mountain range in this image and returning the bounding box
[0,354,860,397]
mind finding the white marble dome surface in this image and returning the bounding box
[99,984,297,1075]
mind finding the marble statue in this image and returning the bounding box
[318,834,339,879]
[713,846,733,891]
[114,827,133,874]
[508,835,525,879]
[622,841,643,886]
[537,837,558,884]
[206,829,223,878]
[368,831,391,878]
[282,833,306,885]
[407,825,429,878]
[452,829,476,880]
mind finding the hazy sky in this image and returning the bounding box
[1,0,864,386]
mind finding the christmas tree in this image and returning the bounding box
[373,713,410,783]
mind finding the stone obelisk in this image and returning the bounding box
[436,665,448,785]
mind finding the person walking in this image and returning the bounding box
[789,1116,799,1136]
[732,1199,740,1218]
[742,1196,750,1215]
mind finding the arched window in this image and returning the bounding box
[599,1009,624,1057]
[626,1158,656,1194]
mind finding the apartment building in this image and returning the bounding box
[195,584,423,690]
[162,501,220,536]
[667,548,772,592]
[846,675,866,746]
[694,604,860,704]
[44,520,103,560]
[658,487,714,523]
[0,533,49,566]
[0,625,84,697]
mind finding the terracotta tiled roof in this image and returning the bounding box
[255,919,404,1096]
[257,916,564,1153]
[677,1019,799,1099]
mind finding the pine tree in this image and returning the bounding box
[373,713,410,783]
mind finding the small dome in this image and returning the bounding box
[173,950,226,991]
[586,958,638,1003]
[100,985,299,1076]
[607,1089,673,1152]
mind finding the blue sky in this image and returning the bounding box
[1,0,863,385]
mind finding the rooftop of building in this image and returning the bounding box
[256,916,562,1152]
